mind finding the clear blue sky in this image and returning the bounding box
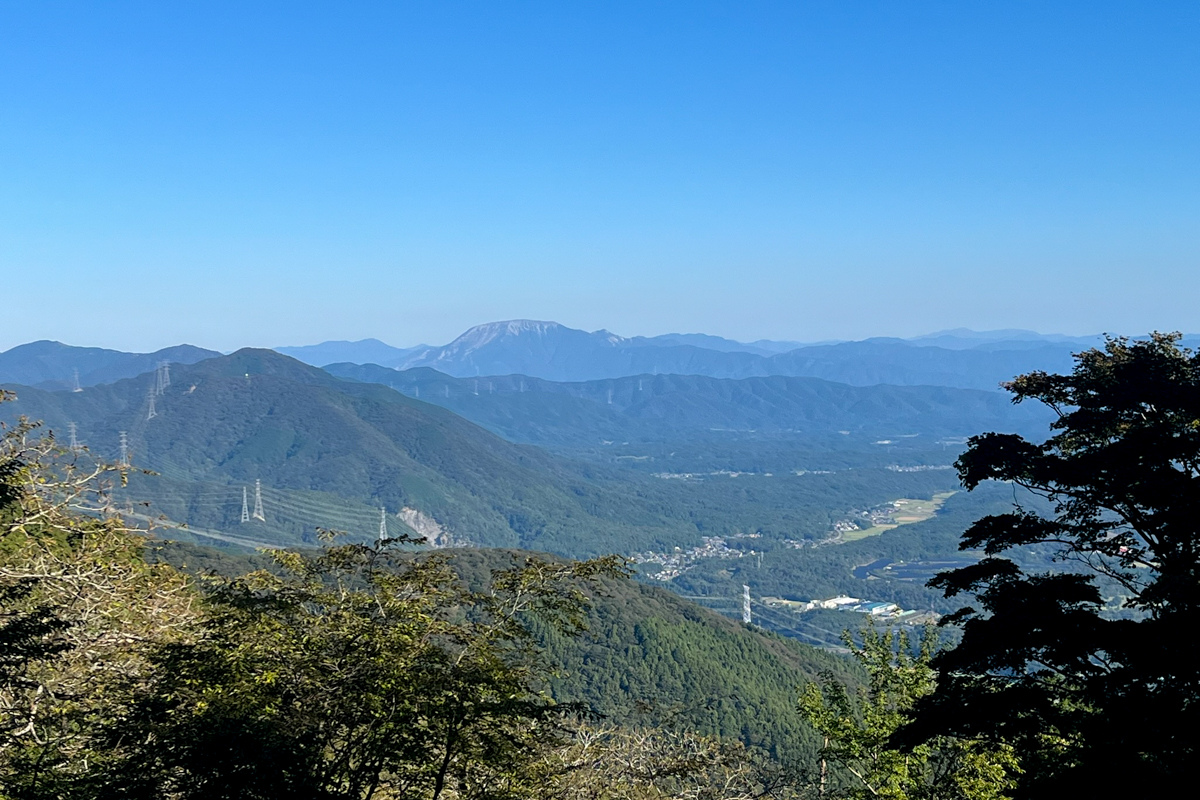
[2,1,1198,352]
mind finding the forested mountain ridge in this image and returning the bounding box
[0,340,220,390]
[324,363,1054,447]
[1,349,706,555]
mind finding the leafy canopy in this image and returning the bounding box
[903,333,1200,796]
[800,625,1015,800]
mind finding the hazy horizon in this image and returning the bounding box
[1,318,1157,358]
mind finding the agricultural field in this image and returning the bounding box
[840,491,957,541]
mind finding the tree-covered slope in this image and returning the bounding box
[156,541,859,768]
[0,340,219,389]
[325,363,1053,447]
[2,350,702,554]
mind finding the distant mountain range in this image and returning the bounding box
[4,325,1191,398]
[324,363,1055,447]
[273,321,1169,389]
[273,327,815,367]
[0,341,220,390]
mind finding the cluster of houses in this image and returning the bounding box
[630,535,748,581]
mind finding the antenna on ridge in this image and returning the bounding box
[119,432,129,467]
[67,422,80,453]
[252,480,265,521]
[379,507,388,540]
[72,368,83,393]
[241,487,250,523]
[742,585,752,625]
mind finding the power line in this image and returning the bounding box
[749,600,847,645]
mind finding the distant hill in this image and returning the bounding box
[274,338,428,367]
[906,328,1106,350]
[323,363,1055,448]
[351,319,1101,389]
[623,332,782,355]
[761,339,1079,389]
[0,341,220,390]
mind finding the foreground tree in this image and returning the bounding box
[800,625,1015,800]
[550,717,804,800]
[93,534,628,800]
[901,334,1200,796]
[0,398,196,798]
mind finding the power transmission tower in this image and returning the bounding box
[67,422,79,453]
[119,432,129,467]
[252,480,265,521]
[241,487,250,523]
[379,507,388,540]
[473,380,479,396]
[607,388,613,404]
[147,385,157,420]
[155,363,165,396]
[742,585,752,625]
[72,368,83,392]
[161,362,170,389]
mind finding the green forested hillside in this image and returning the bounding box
[155,541,860,768]
[2,349,961,559]
[0,340,219,389]
[324,363,1053,448]
[2,350,697,554]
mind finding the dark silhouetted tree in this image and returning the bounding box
[902,333,1200,797]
